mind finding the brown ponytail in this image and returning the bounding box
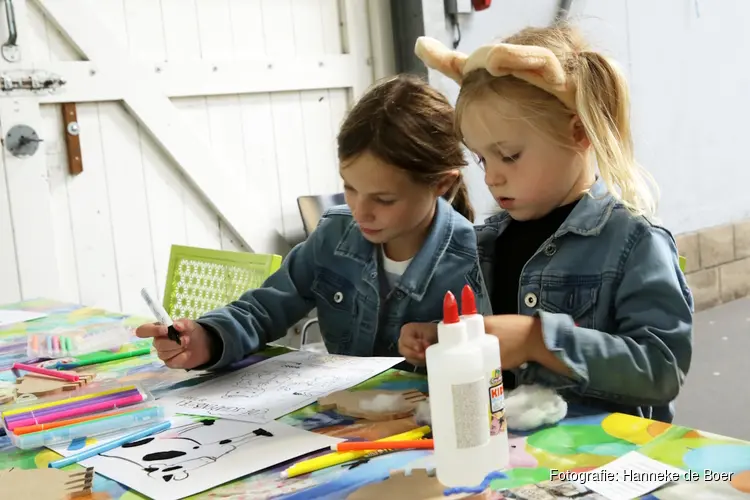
[444,172,474,222]
[338,74,476,221]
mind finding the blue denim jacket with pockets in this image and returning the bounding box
[475,179,693,423]
[197,197,491,369]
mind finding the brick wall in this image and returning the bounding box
[676,221,750,311]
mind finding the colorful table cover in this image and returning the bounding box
[2,300,750,499]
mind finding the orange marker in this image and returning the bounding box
[11,408,133,435]
[331,439,434,452]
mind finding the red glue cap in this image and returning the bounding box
[461,284,477,315]
[443,291,460,324]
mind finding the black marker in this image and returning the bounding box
[140,288,181,345]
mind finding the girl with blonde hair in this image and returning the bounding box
[399,24,693,423]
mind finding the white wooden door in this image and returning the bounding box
[0,0,374,318]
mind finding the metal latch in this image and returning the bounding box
[0,70,66,93]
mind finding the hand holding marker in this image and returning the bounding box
[140,288,181,345]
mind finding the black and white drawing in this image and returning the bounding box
[50,417,342,500]
[99,418,274,482]
[159,351,403,423]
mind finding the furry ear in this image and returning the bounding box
[417,35,578,110]
[414,36,468,84]
[481,43,576,109]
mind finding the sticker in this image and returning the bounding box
[452,378,489,449]
[488,368,506,436]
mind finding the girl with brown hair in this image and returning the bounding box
[137,74,490,370]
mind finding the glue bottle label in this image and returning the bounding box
[451,378,490,449]
[488,368,506,436]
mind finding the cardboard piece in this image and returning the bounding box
[347,469,490,500]
[318,389,427,421]
[15,372,95,397]
[0,386,16,404]
[0,466,94,499]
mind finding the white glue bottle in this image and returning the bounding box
[461,284,510,472]
[426,291,492,487]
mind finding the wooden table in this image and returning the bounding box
[2,299,750,499]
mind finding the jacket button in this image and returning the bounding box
[395,290,405,299]
[333,292,344,303]
[524,292,538,308]
[370,272,377,279]
[544,243,557,256]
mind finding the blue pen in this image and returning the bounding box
[48,420,171,469]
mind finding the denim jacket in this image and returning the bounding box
[198,197,491,369]
[475,179,693,423]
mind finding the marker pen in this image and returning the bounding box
[140,288,181,345]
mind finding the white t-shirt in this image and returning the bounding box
[381,247,412,289]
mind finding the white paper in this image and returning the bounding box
[570,451,686,500]
[49,416,342,500]
[0,310,47,327]
[158,351,403,423]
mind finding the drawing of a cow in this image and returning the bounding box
[99,418,274,482]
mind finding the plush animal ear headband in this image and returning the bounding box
[414,36,577,110]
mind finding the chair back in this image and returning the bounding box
[163,245,282,319]
[297,193,346,237]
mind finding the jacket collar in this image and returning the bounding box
[483,177,616,237]
[334,197,455,301]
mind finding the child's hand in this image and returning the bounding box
[135,319,212,369]
[398,322,438,366]
[484,315,542,369]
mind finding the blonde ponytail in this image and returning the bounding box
[574,51,659,219]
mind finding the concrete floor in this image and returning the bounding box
[673,297,750,440]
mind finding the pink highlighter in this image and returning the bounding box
[6,393,144,431]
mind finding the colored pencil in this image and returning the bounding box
[3,388,141,423]
[0,385,138,417]
[55,347,152,370]
[12,407,138,435]
[48,420,172,469]
[12,362,79,382]
[7,393,144,431]
[331,439,434,452]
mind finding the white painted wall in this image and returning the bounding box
[422,0,750,235]
[0,0,373,330]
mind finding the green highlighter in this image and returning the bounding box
[56,346,152,370]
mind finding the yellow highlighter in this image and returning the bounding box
[0,385,138,417]
[280,425,431,479]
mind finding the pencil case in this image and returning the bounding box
[27,322,134,358]
[0,382,164,449]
